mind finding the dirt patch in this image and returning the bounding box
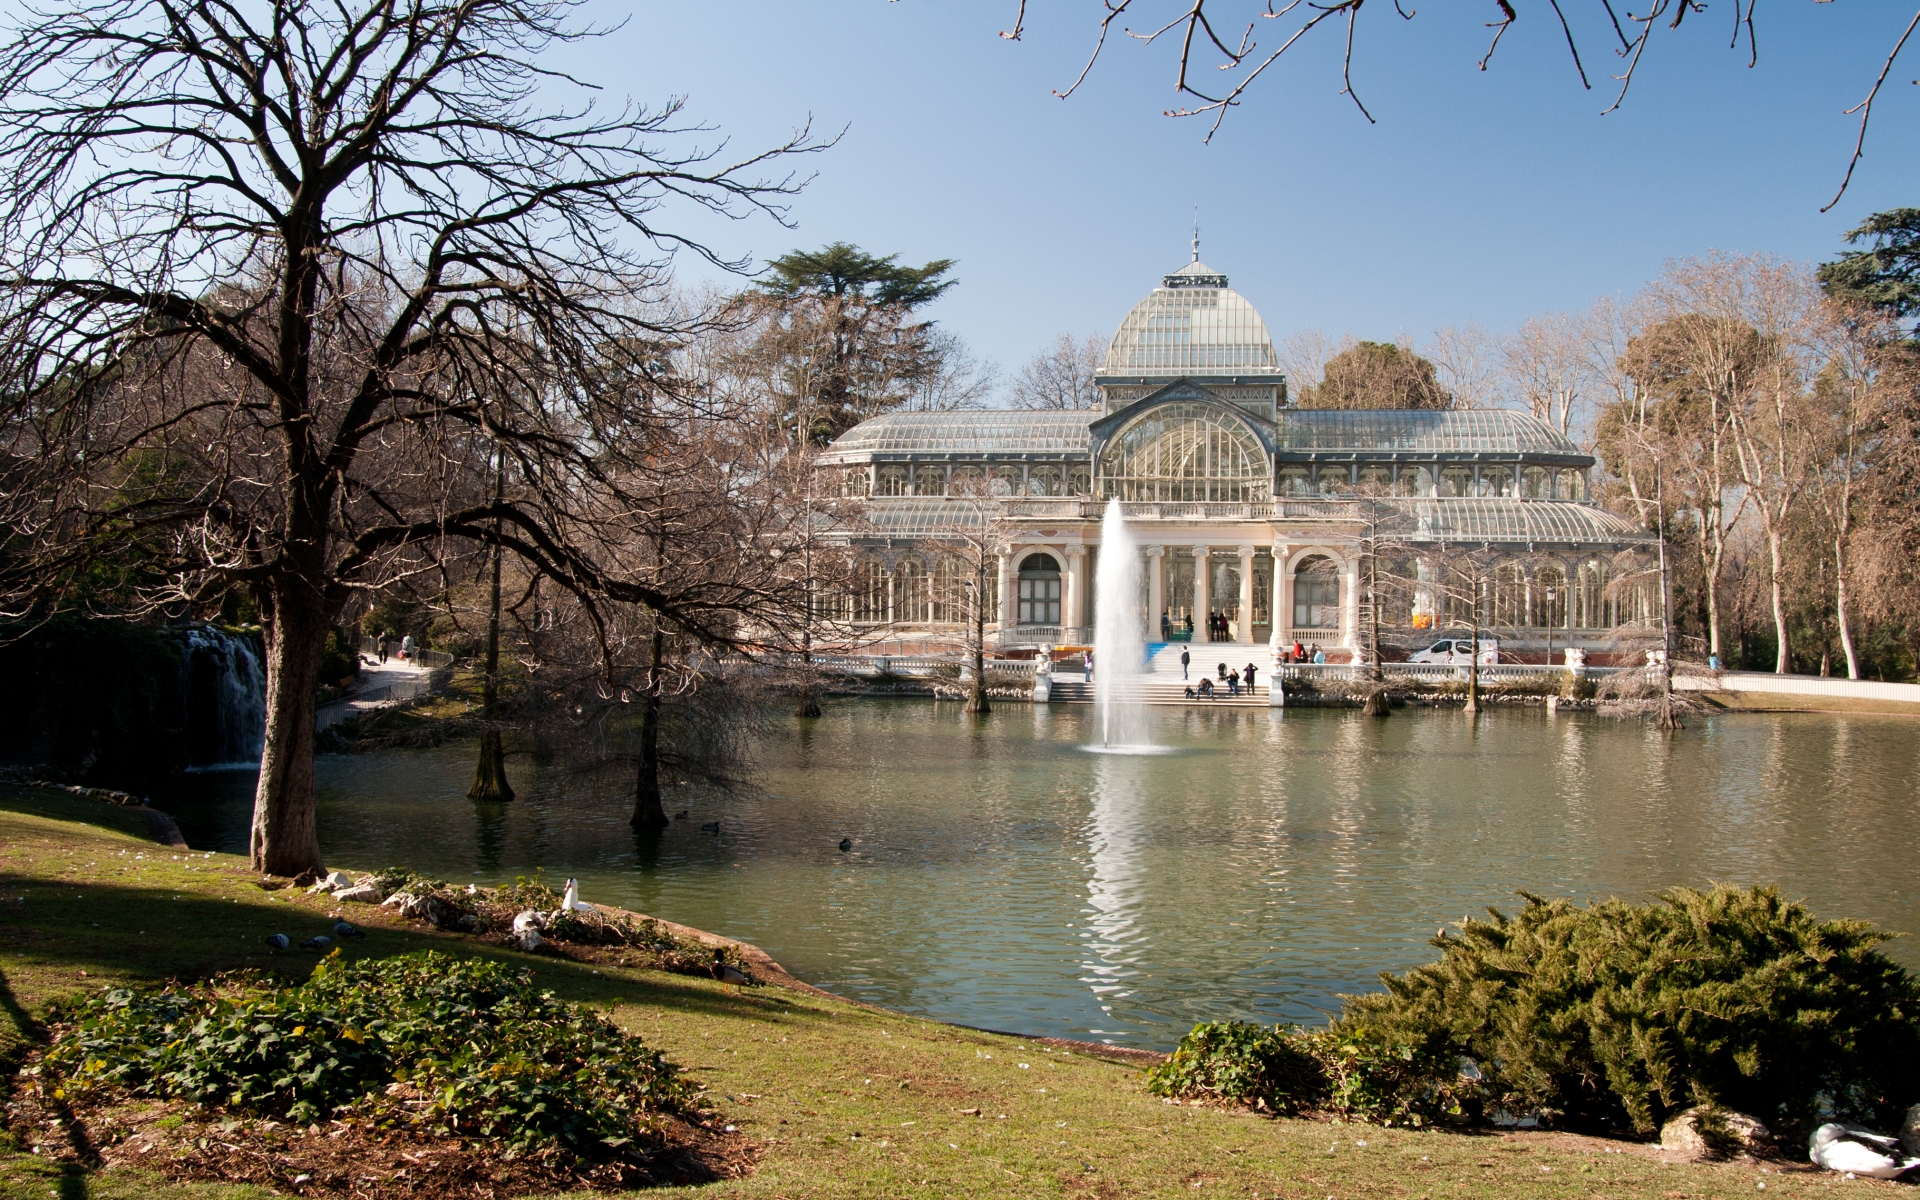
[8,1088,757,1199]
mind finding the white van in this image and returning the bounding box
[1407,638,1499,666]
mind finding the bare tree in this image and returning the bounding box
[1276,329,1350,405]
[1503,311,1596,436]
[900,328,1002,413]
[1806,301,1901,679]
[916,480,1016,715]
[1009,333,1106,410]
[1604,308,1760,666]
[996,1,1918,207]
[0,0,820,875]
[1426,323,1505,411]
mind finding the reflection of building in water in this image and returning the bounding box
[816,256,1657,662]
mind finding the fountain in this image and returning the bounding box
[180,625,266,768]
[1090,498,1154,751]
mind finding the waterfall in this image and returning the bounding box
[181,625,266,768]
[1091,499,1152,750]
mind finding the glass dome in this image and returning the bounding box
[1102,261,1279,377]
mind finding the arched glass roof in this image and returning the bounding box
[1102,262,1279,377]
[1383,498,1649,543]
[1274,410,1583,456]
[816,410,1096,463]
[1097,400,1269,503]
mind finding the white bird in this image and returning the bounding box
[511,909,546,934]
[1809,1124,1920,1179]
[510,909,547,952]
[561,879,594,913]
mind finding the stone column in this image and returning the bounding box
[1340,555,1361,653]
[1147,545,1165,633]
[1272,541,1292,647]
[1064,547,1087,636]
[996,551,1013,636]
[1236,545,1256,644]
[1191,545,1211,642]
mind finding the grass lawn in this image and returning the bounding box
[0,785,1895,1199]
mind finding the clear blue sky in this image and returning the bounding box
[586,2,1920,374]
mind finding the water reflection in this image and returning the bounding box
[144,701,1920,1049]
[1080,753,1150,1032]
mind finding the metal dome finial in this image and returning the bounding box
[1191,205,1200,262]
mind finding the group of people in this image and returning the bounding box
[1178,648,1261,699]
[1278,641,1326,665]
[1155,610,1239,643]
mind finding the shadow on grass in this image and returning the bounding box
[0,868,843,1035]
[0,787,158,844]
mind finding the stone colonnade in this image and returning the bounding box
[990,534,1359,648]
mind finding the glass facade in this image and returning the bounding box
[1097,402,1270,502]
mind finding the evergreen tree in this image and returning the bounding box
[1818,208,1920,333]
[753,242,958,442]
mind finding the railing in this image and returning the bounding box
[991,499,1360,523]
[997,626,1092,647]
[1121,502,1272,521]
[1272,662,1625,682]
[999,499,1091,520]
[805,653,1039,678]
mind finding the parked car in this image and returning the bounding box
[1407,638,1499,666]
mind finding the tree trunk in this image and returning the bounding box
[470,729,513,802]
[469,523,513,801]
[632,624,670,830]
[794,602,821,718]
[251,589,328,877]
[1766,526,1790,674]
[1656,469,1679,732]
[965,560,990,715]
[1835,536,1860,681]
[1463,576,1480,714]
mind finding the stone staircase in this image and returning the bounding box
[1047,643,1274,707]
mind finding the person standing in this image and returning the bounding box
[1244,661,1258,691]
[1180,648,1190,679]
[376,634,389,664]
[1227,668,1240,696]
[400,633,414,662]
[1312,646,1326,665]
[1160,611,1172,641]
[1085,647,1094,682]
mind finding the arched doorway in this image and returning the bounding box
[1017,553,1061,626]
[1292,554,1340,633]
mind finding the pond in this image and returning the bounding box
[153,701,1920,1050]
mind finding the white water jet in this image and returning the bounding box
[1091,498,1153,750]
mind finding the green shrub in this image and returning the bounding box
[36,952,690,1156]
[319,626,360,687]
[1338,885,1920,1139]
[1307,1025,1477,1126]
[1145,1021,1321,1110]
[1144,1021,1473,1126]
